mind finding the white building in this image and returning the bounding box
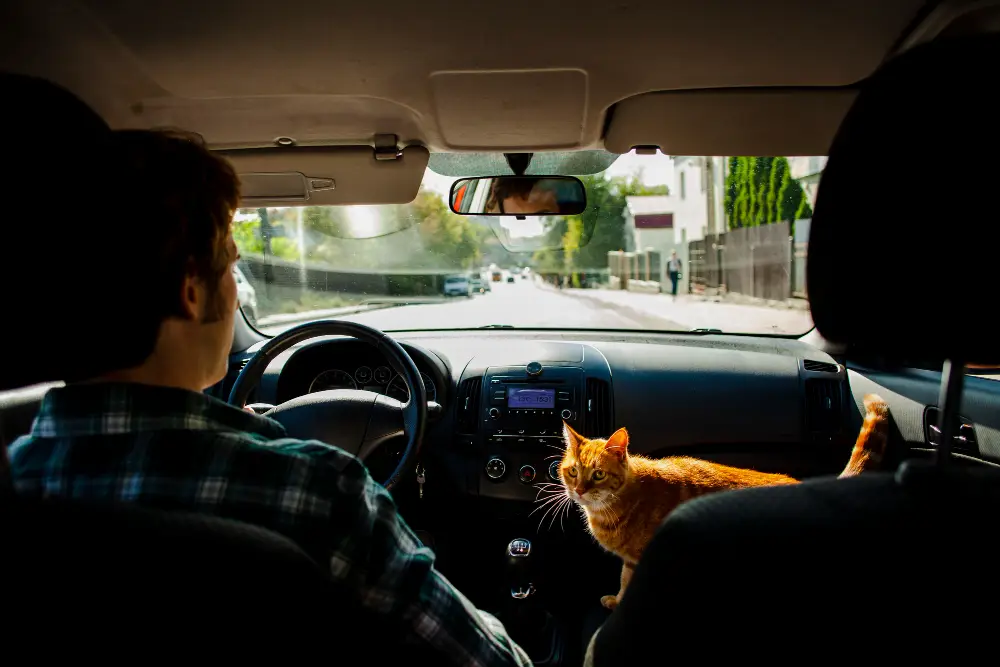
[671,156,727,244]
[623,195,674,254]
[786,156,828,207]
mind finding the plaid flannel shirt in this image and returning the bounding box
[8,382,531,667]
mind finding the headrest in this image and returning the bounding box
[0,74,118,389]
[807,36,1000,365]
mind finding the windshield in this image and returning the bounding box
[234,152,821,336]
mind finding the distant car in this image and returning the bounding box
[506,276,515,283]
[443,275,472,297]
[491,270,502,282]
[470,276,490,294]
[233,265,258,323]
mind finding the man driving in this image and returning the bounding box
[6,122,532,666]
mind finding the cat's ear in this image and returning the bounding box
[605,428,629,461]
[563,421,584,452]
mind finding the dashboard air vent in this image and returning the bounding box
[804,378,843,434]
[456,376,482,434]
[585,378,612,438]
[803,359,839,373]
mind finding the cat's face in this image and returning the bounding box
[560,422,629,508]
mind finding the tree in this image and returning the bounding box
[724,156,813,229]
[775,162,813,223]
[409,190,481,269]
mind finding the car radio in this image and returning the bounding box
[481,365,585,448]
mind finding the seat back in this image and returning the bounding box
[2,496,345,647]
[588,463,1000,662]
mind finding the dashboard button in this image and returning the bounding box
[485,458,506,480]
[489,408,500,419]
[560,409,572,420]
[518,465,536,483]
[548,460,561,481]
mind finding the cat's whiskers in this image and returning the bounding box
[559,494,575,532]
[547,496,572,532]
[529,491,567,517]
[536,494,569,531]
[533,486,564,501]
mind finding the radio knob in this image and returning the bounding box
[489,407,500,419]
[548,460,561,481]
[485,457,506,480]
[518,465,536,484]
[560,408,572,420]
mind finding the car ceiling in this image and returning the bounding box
[1,0,957,157]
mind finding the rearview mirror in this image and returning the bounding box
[449,176,586,217]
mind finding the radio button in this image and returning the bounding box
[489,408,500,419]
[518,465,537,483]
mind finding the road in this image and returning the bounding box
[259,278,686,335]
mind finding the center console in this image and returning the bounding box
[467,351,610,501]
[480,364,584,499]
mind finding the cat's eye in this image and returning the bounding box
[592,470,606,480]
[567,466,578,477]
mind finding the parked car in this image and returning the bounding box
[506,275,515,283]
[470,276,490,294]
[233,265,258,324]
[443,274,472,297]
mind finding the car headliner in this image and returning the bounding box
[1,0,995,204]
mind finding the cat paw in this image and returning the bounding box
[601,595,619,610]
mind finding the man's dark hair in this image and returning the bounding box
[70,129,240,378]
[485,177,538,213]
[112,129,240,322]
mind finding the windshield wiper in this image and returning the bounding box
[690,328,724,334]
[478,324,514,329]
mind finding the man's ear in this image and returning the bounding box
[179,272,201,321]
[563,421,584,453]
[605,427,629,461]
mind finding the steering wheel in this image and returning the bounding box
[227,320,427,490]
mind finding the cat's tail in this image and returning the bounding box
[839,394,890,478]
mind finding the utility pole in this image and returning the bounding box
[704,156,717,236]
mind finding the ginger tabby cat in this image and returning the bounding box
[556,393,891,610]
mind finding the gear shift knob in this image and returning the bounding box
[507,538,531,558]
[506,538,536,599]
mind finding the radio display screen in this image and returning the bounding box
[507,387,556,408]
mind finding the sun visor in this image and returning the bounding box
[604,89,856,156]
[221,145,429,206]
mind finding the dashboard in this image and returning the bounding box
[229,331,1000,507]
[266,339,446,406]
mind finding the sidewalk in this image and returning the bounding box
[560,287,814,335]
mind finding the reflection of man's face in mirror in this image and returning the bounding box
[502,185,559,215]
